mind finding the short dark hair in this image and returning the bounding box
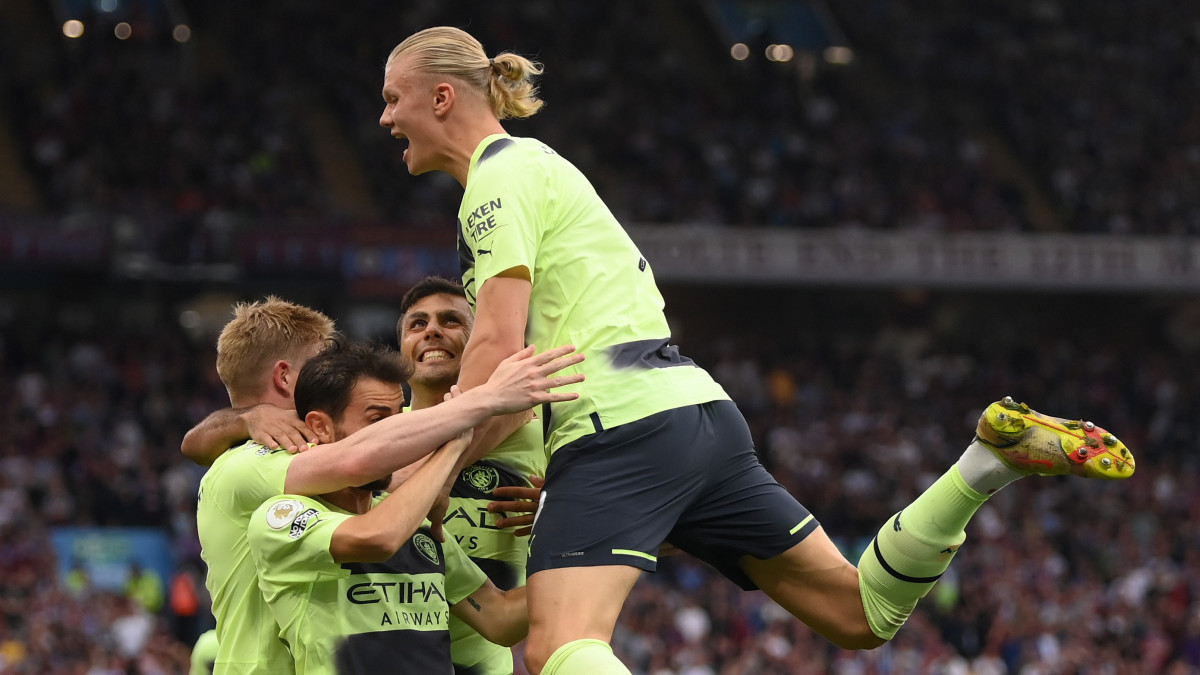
[397,276,468,337]
[294,339,412,422]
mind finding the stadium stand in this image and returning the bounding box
[1,0,1199,672]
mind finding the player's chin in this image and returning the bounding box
[404,153,428,175]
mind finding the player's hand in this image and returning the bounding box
[241,403,316,454]
[487,476,544,536]
[479,345,584,415]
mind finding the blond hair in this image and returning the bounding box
[215,296,335,404]
[388,26,544,120]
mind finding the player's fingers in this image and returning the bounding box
[529,475,545,488]
[490,485,540,500]
[513,527,533,537]
[429,518,445,543]
[253,432,281,451]
[536,352,585,376]
[487,500,537,513]
[541,391,582,403]
[280,429,312,454]
[288,420,318,441]
[545,373,585,389]
[495,515,536,530]
[530,344,576,365]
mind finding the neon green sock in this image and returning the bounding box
[541,639,631,675]
[857,466,988,640]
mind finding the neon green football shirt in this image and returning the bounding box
[190,629,219,675]
[248,496,487,675]
[457,134,729,454]
[444,417,545,673]
[196,441,296,674]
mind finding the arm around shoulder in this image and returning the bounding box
[181,408,249,466]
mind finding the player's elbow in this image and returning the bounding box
[180,431,214,467]
[496,627,527,648]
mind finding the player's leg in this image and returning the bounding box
[663,398,882,648]
[523,406,721,674]
[740,464,982,647]
[745,396,1136,643]
[525,565,641,674]
[738,528,883,649]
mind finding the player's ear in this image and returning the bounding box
[271,360,293,398]
[305,411,336,444]
[432,81,455,117]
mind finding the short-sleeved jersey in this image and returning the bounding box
[196,440,295,674]
[457,134,729,453]
[443,416,545,673]
[248,496,487,675]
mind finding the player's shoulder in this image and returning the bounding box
[203,442,293,500]
[249,495,325,538]
[473,135,558,176]
[211,439,285,466]
[222,441,293,472]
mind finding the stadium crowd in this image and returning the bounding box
[2,0,1199,673]
[0,291,1197,673]
[839,0,1200,236]
[12,0,1198,247]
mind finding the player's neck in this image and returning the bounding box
[321,487,373,515]
[447,118,508,186]
[407,385,452,412]
[231,388,292,411]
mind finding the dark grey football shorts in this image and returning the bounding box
[527,399,820,590]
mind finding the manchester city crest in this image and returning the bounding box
[413,533,440,565]
[462,464,500,493]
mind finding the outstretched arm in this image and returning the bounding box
[181,404,316,466]
[329,430,473,563]
[450,581,528,647]
[283,344,583,496]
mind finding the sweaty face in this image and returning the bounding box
[379,57,437,175]
[399,293,473,391]
[331,377,405,491]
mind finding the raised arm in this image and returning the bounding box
[456,270,534,466]
[181,404,316,466]
[458,270,532,390]
[283,344,582,496]
[329,430,473,563]
[450,581,528,647]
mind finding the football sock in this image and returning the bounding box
[955,439,1024,495]
[541,639,631,675]
[857,465,987,640]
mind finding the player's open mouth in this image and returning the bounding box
[419,349,453,363]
